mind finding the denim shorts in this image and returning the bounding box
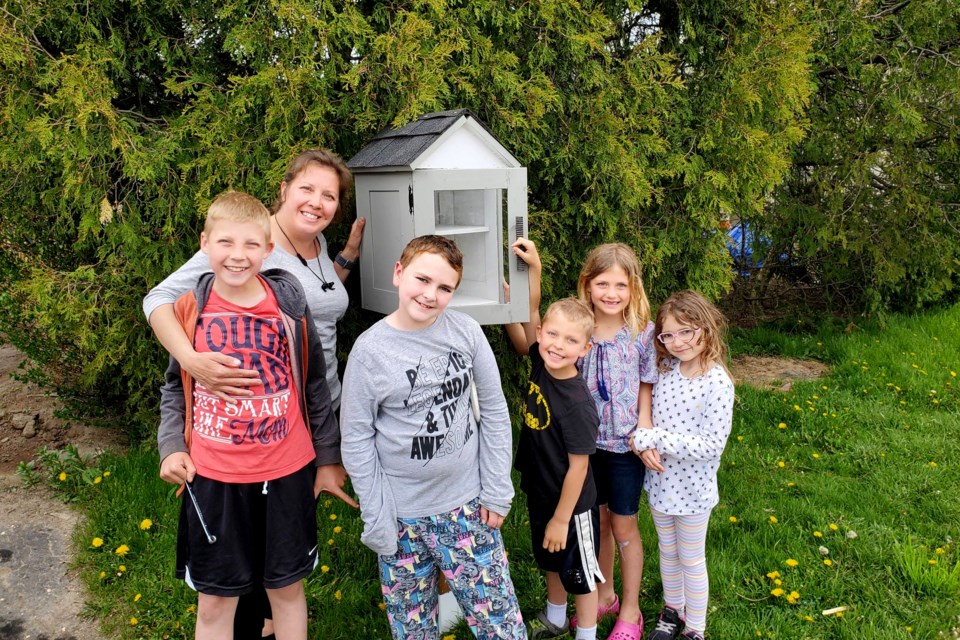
[593,449,646,516]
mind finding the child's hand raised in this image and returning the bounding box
[511,237,542,272]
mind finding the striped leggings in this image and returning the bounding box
[650,508,712,634]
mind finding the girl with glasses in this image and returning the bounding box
[633,290,734,640]
[575,243,658,640]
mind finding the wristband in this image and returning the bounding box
[335,252,357,270]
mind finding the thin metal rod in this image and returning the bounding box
[184,481,217,544]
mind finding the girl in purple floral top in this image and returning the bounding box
[576,244,658,640]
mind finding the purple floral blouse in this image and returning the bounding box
[579,322,659,453]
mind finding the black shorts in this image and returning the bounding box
[528,502,603,595]
[176,463,318,596]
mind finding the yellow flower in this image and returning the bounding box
[334,590,342,601]
[928,559,937,565]
[118,565,126,572]
[93,476,102,484]
[786,558,799,567]
[103,471,111,477]
[829,523,839,531]
[951,371,956,377]
[836,611,844,618]
[58,472,67,482]
[766,571,780,579]
[813,531,823,537]
[804,615,814,622]
[187,605,196,613]
[778,423,787,429]
[333,526,342,534]
[786,481,795,487]
[793,405,801,411]
[321,565,330,573]
[139,518,153,531]
[769,516,778,524]
[327,539,334,546]
[777,461,785,468]
[935,547,945,554]
[786,591,800,604]
[378,602,386,610]
[774,579,782,585]
[729,516,737,523]
[99,571,106,579]
[812,453,820,459]
[134,593,142,602]
[130,617,138,626]
[771,588,785,597]
[737,435,744,441]
[115,544,129,556]
[928,461,938,468]
[92,537,104,548]
[906,626,913,632]
[823,559,833,566]
[329,514,337,520]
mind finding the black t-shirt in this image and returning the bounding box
[515,342,599,515]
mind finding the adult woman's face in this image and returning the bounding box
[277,163,341,240]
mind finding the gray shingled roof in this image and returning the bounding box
[348,109,489,170]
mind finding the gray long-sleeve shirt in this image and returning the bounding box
[339,310,514,556]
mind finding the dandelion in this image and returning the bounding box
[333,526,342,534]
[836,611,844,618]
[378,602,386,611]
[187,605,196,613]
[928,559,937,565]
[769,516,779,524]
[813,531,823,538]
[847,530,858,539]
[737,435,744,441]
[139,518,153,531]
[99,571,106,579]
[804,615,814,622]
[766,571,780,579]
[115,544,129,556]
[321,565,330,573]
[778,423,787,430]
[829,523,839,531]
[119,565,126,572]
[936,547,945,555]
[92,537,104,548]
[786,558,799,567]
[812,453,820,459]
[794,405,801,411]
[819,546,829,556]
[774,579,782,586]
[334,590,342,601]
[327,539,334,546]
[777,461,786,468]
[134,594,142,602]
[130,617,138,626]
[93,476,102,484]
[951,371,956,377]
[786,591,800,605]
[103,471,111,477]
[771,588,785,597]
[824,559,833,566]
[729,516,737,523]
[928,461,938,468]
[58,472,67,482]
[786,481,796,487]
[329,514,337,521]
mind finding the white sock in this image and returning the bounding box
[575,623,597,640]
[546,600,567,627]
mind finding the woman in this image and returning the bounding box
[143,149,364,639]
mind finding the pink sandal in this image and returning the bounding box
[569,594,621,630]
[606,615,645,640]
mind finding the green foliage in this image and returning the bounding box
[759,0,960,312]
[0,1,815,431]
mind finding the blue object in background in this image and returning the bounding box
[726,221,788,276]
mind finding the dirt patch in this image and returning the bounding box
[0,344,116,640]
[731,355,829,390]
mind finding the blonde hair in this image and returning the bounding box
[399,235,464,286]
[204,191,272,241]
[577,243,651,338]
[542,297,595,341]
[272,148,354,222]
[654,290,730,376]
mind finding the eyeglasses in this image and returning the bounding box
[657,327,702,344]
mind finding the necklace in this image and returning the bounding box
[275,219,335,292]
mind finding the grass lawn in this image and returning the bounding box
[29,303,960,639]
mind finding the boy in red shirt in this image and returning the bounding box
[157,191,340,640]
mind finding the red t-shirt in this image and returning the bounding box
[189,280,315,482]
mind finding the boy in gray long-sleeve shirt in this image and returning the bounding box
[340,235,526,640]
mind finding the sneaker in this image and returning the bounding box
[647,607,683,640]
[680,632,704,640]
[529,610,571,639]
